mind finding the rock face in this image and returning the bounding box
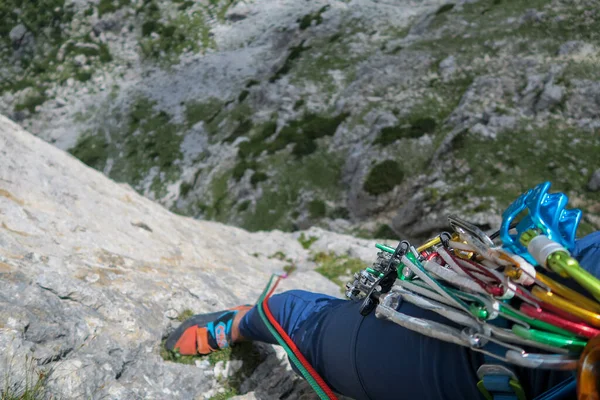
[1,0,599,242]
[0,115,369,399]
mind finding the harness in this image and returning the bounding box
[344,181,600,400]
[259,181,599,400]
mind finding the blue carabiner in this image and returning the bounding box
[500,182,581,264]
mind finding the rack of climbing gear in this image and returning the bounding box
[345,181,600,400]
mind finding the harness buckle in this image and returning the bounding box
[476,364,526,400]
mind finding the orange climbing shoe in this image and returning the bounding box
[165,306,251,355]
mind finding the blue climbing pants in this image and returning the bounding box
[239,231,600,400]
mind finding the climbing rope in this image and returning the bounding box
[256,273,338,400]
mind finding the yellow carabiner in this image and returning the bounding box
[578,334,600,400]
[531,286,600,328]
[536,272,600,314]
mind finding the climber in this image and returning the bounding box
[166,230,600,400]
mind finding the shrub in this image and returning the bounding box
[308,199,326,218]
[363,160,404,195]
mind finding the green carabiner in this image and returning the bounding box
[512,325,587,350]
[499,305,574,337]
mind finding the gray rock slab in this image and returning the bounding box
[0,115,355,399]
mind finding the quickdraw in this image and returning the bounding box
[345,181,600,399]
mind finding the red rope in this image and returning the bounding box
[262,277,338,399]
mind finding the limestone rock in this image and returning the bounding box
[535,83,565,112]
[0,115,353,399]
[589,169,600,192]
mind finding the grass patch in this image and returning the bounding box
[283,264,297,275]
[298,233,318,249]
[363,160,404,196]
[177,309,194,322]
[313,252,367,291]
[1,357,51,400]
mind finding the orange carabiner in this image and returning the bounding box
[578,334,600,400]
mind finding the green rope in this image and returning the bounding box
[256,275,331,399]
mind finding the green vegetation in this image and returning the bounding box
[237,200,250,212]
[444,121,600,237]
[313,252,367,291]
[363,160,404,196]
[435,3,455,15]
[250,171,268,186]
[98,0,130,17]
[298,233,318,249]
[268,251,287,260]
[308,199,326,218]
[69,132,109,170]
[14,91,48,113]
[238,113,347,160]
[1,356,50,400]
[283,264,297,275]
[68,97,184,197]
[137,0,214,65]
[375,117,436,146]
[269,41,310,82]
[177,309,194,322]
[185,98,223,128]
[0,0,118,102]
[224,119,253,143]
[162,339,263,400]
[237,90,249,102]
[329,207,350,220]
[274,113,348,157]
[232,159,257,181]
[288,23,375,91]
[111,97,183,184]
[297,6,329,30]
[180,181,193,197]
[374,224,399,240]
[240,150,344,232]
[412,0,600,63]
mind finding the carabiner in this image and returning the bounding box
[511,325,587,351]
[520,303,600,339]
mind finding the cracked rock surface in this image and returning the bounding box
[0,115,367,399]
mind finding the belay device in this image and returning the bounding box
[345,181,599,400]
